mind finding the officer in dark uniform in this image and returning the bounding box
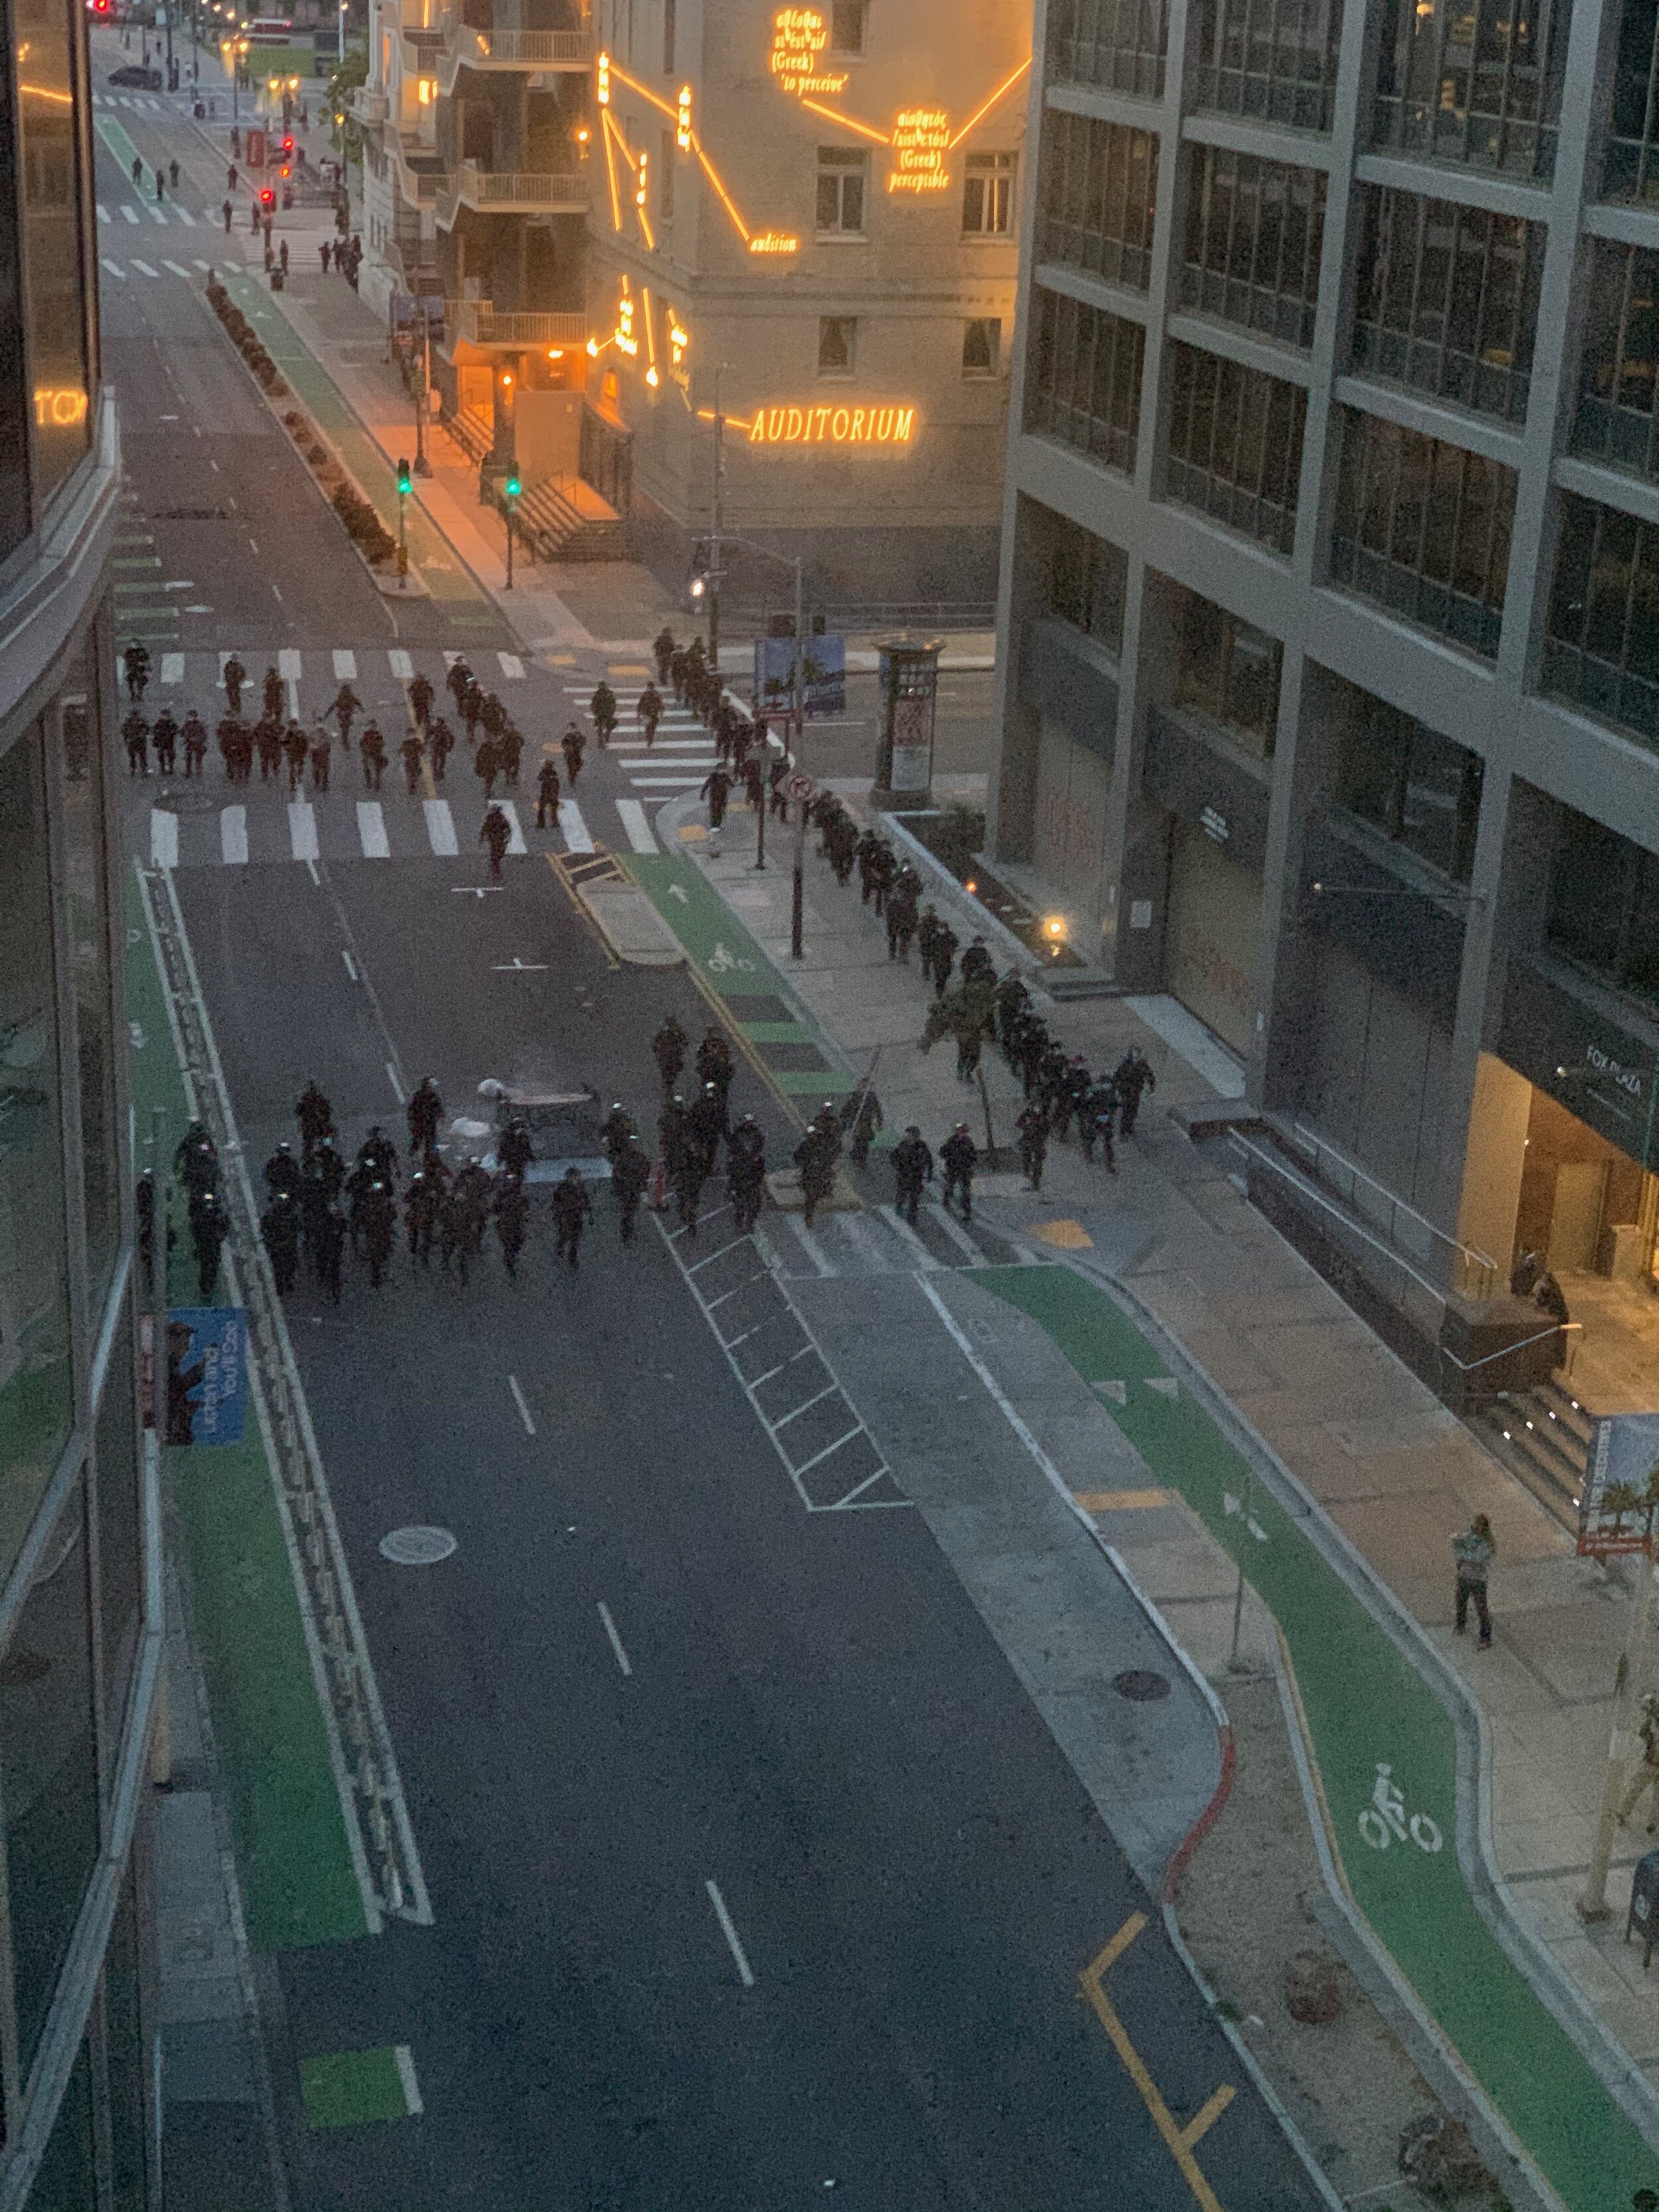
[929,919,960,997]
[360,721,388,791]
[405,1168,440,1264]
[407,1076,443,1159]
[494,1175,528,1278]
[181,709,208,777]
[429,717,456,782]
[652,1014,687,1094]
[264,1141,302,1201]
[1113,1047,1157,1137]
[653,627,676,686]
[189,1187,228,1301]
[152,708,179,774]
[793,1106,842,1230]
[358,1125,399,1185]
[399,728,425,794]
[600,1102,636,1163]
[940,1123,978,1220]
[589,680,618,744]
[313,1201,345,1304]
[551,1165,592,1268]
[409,670,434,728]
[480,802,510,879]
[123,710,150,776]
[843,1084,884,1169]
[960,936,996,988]
[687,1082,727,1174]
[261,1190,300,1295]
[175,1120,218,1197]
[499,1118,533,1181]
[1081,1075,1118,1173]
[612,1136,651,1242]
[891,1126,933,1226]
[728,1115,766,1232]
[361,1181,397,1287]
[1017,1101,1050,1191]
[222,654,246,715]
[536,757,561,829]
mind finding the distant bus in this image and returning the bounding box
[244,17,294,44]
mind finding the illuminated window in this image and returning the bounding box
[962,318,1001,377]
[662,0,675,72]
[818,317,857,376]
[830,0,866,54]
[817,147,868,233]
[962,151,1016,234]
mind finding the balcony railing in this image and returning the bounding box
[437,13,589,89]
[351,86,390,123]
[437,161,585,220]
[446,299,587,346]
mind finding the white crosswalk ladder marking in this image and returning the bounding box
[220,806,248,865]
[332,649,357,680]
[423,798,457,856]
[146,207,166,225]
[130,259,159,277]
[496,801,527,855]
[631,775,705,788]
[163,259,191,277]
[100,258,127,278]
[192,258,212,271]
[97,204,111,224]
[615,799,658,853]
[288,801,319,861]
[160,653,184,685]
[388,648,414,680]
[560,800,595,855]
[150,810,179,869]
[120,206,139,223]
[497,652,524,680]
[357,801,390,859]
[278,648,303,712]
[175,207,196,226]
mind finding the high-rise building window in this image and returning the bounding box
[1025,285,1146,475]
[1543,492,1659,749]
[17,0,94,506]
[1171,585,1283,755]
[1334,686,1484,881]
[1603,0,1659,198]
[0,42,30,553]
[1371,0,1569,181]
[816,147,868,234]
[1047,512,1128,654]
[830,0,867,53]
[818,316,857,374]
[1546,806,1659,1011]
[1573,240,1659,482]
[1191,0,1340,134]
[1163,342,1307,554]
[962,319,1002,376]
[1349,186,1543,426]
[962,151,1017,235]
[1046,0,1170,100]
[1329,409,1516,657]
[60,668,118,1295]
[1035,112,1157,289]
[1179,144,1324,348]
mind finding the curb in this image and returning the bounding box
[875,809,1046,982]
[1066,1247,1659,2166]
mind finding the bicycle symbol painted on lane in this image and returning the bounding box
[1357,1762,1443,1854]
[706,940,757,976]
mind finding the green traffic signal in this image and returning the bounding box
[504,475,521,498]
[396,456,412,494]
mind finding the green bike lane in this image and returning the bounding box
[126,871,370,1953]
[977,1262,1650,2211]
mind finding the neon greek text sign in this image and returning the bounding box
[770,9,847,96]
[889,108,950,192]
[748,404,916,445]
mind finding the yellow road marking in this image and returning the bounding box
[608,661,650,676]
[1027,1217,1094,1249]
[545,652,577,666]
[1078,1915,1232,2212]
[1073,1488,1171,1511]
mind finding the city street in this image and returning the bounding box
[100,60,1326,2212]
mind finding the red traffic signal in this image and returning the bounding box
[281,135,294,155]
[259,186,275,208]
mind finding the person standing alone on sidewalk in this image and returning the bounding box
[1453,1514,1496,1647]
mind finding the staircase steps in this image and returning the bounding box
[516,474,626,561]
[1469,1376,1595,1529]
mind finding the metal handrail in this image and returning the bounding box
[1287,1117,1497,1297]
[1438,1321,1583,1374]
[1228,1128,1451,1311]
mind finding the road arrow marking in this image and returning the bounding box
[1144,1376,1179,1398]
[668,882,689,903]
[1092,1380,1127,1404]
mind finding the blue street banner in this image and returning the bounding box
[1579,1410,1659,1556]
[165,1307,248,1448]
[753,633,846,720]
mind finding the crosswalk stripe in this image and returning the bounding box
[332,649,356,680]
[924,1201,987,1267]
[357,801,390,859]
[163,259,191,277]
[221,806,248,865]
[278,647,302,713]
[161,653,184,685]
[388,648,414,680]
[151,810,179,869]
[631,774,705,787]
[615,799,657,853]
[879,1206,942,1270]
[192,258,212,271]
[496,800,527,855]
[560,799,595,854]
[146,206,167,225]
[130,258,159,276]
[100,258,126,278]
[288,801,319,861]
[97,204,111,224]
[423,798,457,855]
[121,206,139,224]
[175,208,196,226]
[442,650,463,667]
[497,652,524,680]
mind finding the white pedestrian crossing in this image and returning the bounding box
[163,259,191,277]
[423,798,457,855]
[120,206,139,224]
[100,258,126,279]
[146,207,167,226]
[332,649,356,680]
[357,801,390,858]
[615,800,658,853]
[130,259,158,277]
[150,810,179,869]
[175,208,196,226]
[388,649,413,680]
[496,801,527,855]
[560,799,595,854]
[497,652,524,680]
[630,775,706,788]
[161,653,184,686]
[220,806,248,865]
[288,801,319,861]
[97,204,111,224]
[277,648,302,712]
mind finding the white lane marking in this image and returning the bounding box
[597,1601,632,1677]
[160,652,184,684]
[146,206,167,225]
[306,856,321,887]
[615,798,657,853]
[394,2045,422,2116]
[357,801,390,859]
[879,1205,942,1270]
[630,775,705,788]
[508,1375,536,1435]
[100,256,127,278]
[423,798,457,855]
[175,207,196,227]
[97,203,111,223]
[705,1880,755,1988]
[497,651,524,680]
[924,1200,988,1268]
[130,258,159,276]
[495,800,527,855]
[386,1060,404,1104]
[220,806,248,865]
[278,646,303,715]
[120,205,139,224]
[782,1213,835,1278]
[192,258,212,271]
[388,648,414,680]
[342,948,359,982]
[332,648,357,680]
[163,258,191,277]
[559,799,595,855]
[150,810,179,869]
[288,801,319,861]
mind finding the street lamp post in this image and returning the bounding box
[413,307,433,477]
[706,362,726,678]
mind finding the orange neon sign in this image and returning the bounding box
[749,231,800,256]
[769,8,847,96]
[748,404,916,445]
[888,108,950,192]
[33,386,88,426]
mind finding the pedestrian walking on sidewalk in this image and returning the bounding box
[1619,1695,1659,1834]
[480,802,511,879]
[1453,1514,1496,1647]
[319,239,331,273]
[892,1126,933,1226]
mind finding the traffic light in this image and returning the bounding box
[396,457,412,495]
[259,185,275,210]
[504,473,521,500]
[281,133,294,156]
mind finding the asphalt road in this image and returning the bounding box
[104,65,1323,2212]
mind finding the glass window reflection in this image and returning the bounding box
[17,0,93,505]
[58,677,118,1293]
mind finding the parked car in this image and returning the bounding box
[108,63,163,87]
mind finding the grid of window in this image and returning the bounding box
[1035,111,1157,290]
[1547,808,1659,1011]
[1179,145,1323,349]
[1046,0,1170,99]
[1329,408,1516,657]
[1191,0,1340,133]
[1574,241,1659,482]
[1605,0,1659,198]
[18,0,95,506]
[1349,186,1542,426]
[1371,0,1569,182]
[963,152,1017,235]
[816,148,867,234]
[1543,493,1659,749]
[1025,285,1147,475]
[1172,587,1283,755]
[1048,512,1129,654]
[1163,342,1307,554]
[1334,684,1484,881]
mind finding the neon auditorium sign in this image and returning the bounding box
[747,404,916,445]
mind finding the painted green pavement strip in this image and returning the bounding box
[299,2045,420,2129]
[977,1264,1652,2209]
[126,880,370,1951]
[622,854,855,1097]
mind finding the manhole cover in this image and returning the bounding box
[1111,1668,1172,1702]
[379,1526,457,1566]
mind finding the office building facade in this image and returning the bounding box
[0,0,162,2205]
[991,0,1659,1418]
